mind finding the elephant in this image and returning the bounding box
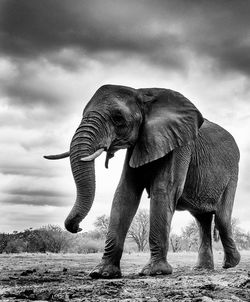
[44,84,240,278]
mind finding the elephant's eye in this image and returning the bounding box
[112,112,125,126]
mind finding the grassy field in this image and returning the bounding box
[0,251,250,301]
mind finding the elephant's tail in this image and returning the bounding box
[213,216,220,242]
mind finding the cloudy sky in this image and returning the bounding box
[1,0,250,234]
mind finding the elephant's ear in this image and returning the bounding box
[129,89,204,168]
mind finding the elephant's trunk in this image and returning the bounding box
[65,114,108,233]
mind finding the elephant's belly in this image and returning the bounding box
[176,175,228,213]
[176,194,217,213]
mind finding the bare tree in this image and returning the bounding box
[231,218,250,250]
[169,233,182,252]
[94,215,110,238]
[128,209,149,252]
[182,220,199,251]
[213,217,250,250]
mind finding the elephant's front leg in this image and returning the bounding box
[140,187,174,276]
[90,186,142,278]
[90,156,143,278]
[140,149,190,276]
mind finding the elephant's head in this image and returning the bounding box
[44,85,203,233]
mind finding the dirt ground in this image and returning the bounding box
[0,251,249,302]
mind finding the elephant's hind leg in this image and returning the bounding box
[215,179,240,268]
[193,212,214,270]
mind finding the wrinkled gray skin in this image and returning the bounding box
[45,85,240,278]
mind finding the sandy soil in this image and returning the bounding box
[0,251,249,301]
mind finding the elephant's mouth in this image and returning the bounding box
[104,141,133,168]
[105,150,115,168]
[79,145,115,169]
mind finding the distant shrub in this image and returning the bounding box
[4,239,27,253]
[39,225,71,253]
[78,239,103,253]
[66,236,104,254]
[124,238,141,253]
[0,233,9,253]
[1,216,249,254]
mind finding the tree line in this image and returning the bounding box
[1,210,250,254]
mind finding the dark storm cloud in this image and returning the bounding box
[1,1,173,56]
[0,0,184,70]
[3,78,62,107]
[2,186,71,207]
[183,2,250,76]
[0,159,62,177]
[1,0,250,76]
[4,187,70,198]
[2,194,69,207]
[0,57,86,117]
[0,59,73,109]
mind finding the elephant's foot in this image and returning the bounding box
[194,262,214,270]
[223,249,241,269]
[139,260,172,276]
[89,260,121,279]
[194,252,214,270]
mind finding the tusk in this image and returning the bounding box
[80,148,104,162]
[44,151,70,160]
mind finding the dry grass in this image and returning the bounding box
[0,251,250,301]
